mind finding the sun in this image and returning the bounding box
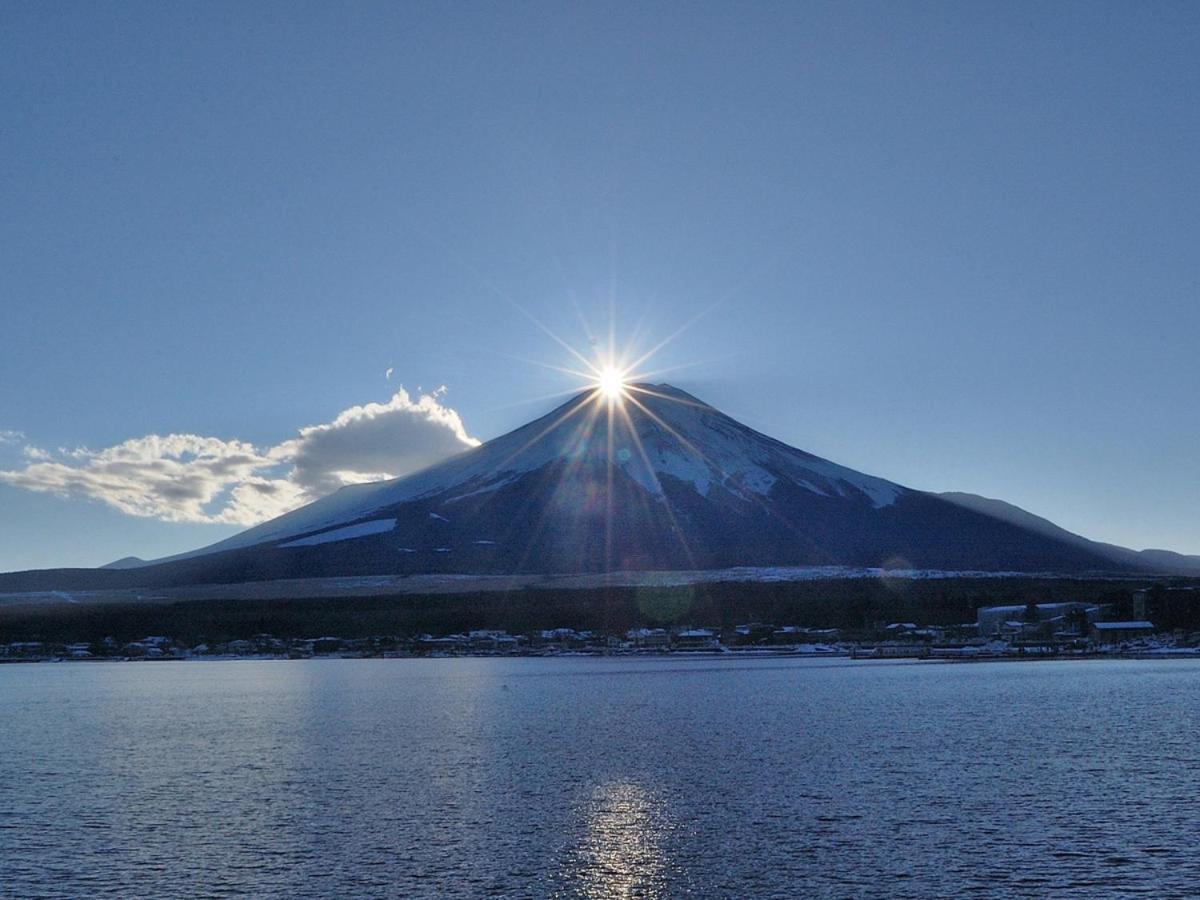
[596,366,627,400]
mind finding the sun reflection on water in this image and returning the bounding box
[559,780,673,899]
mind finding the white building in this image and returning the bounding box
[977,602,1101,637]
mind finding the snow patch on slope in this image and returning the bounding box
[278,518,397,548]
[629,386,901,507]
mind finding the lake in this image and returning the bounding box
[2,656,1199,898]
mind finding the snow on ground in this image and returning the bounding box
[278,518,396,548]
[0,566,1118,609]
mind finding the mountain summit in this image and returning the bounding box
[5,383,1193,591]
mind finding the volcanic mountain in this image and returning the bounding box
[4,383,1197,591]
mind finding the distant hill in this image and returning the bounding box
[938,492,1200,576]
[100,556,149,570]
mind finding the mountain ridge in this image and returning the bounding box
[938,491,1200,575]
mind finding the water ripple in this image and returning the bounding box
[3,657,1200,897]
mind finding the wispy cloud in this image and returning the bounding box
[0,429,25,445]
[0,387,479,526]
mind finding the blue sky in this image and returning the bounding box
[1,2,1197,571]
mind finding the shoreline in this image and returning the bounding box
[4,648,1198,666]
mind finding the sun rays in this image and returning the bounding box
[486,302,733,573]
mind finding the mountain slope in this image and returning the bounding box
[939,491,1200,575]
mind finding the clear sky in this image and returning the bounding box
[2,1,1197,571]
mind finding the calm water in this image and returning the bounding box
[3,656,1200,898]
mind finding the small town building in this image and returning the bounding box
[537,628,586,649]
[673,628,719,650]
[1136,587,1200,631]
[1090,621,1155,644]
[769,625,805,644]
[626,627,669,648]
[417,634,468,652]
[468,630,520,652]
[732,623,774,645]
[977,602,1102,637]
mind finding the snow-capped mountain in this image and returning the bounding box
[3,383,1188,591]
[173,383,907,561]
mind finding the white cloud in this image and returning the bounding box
[1,435,279,524]
[0,429,24,445]
[0,386,479,526]
[275,387,480,496]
